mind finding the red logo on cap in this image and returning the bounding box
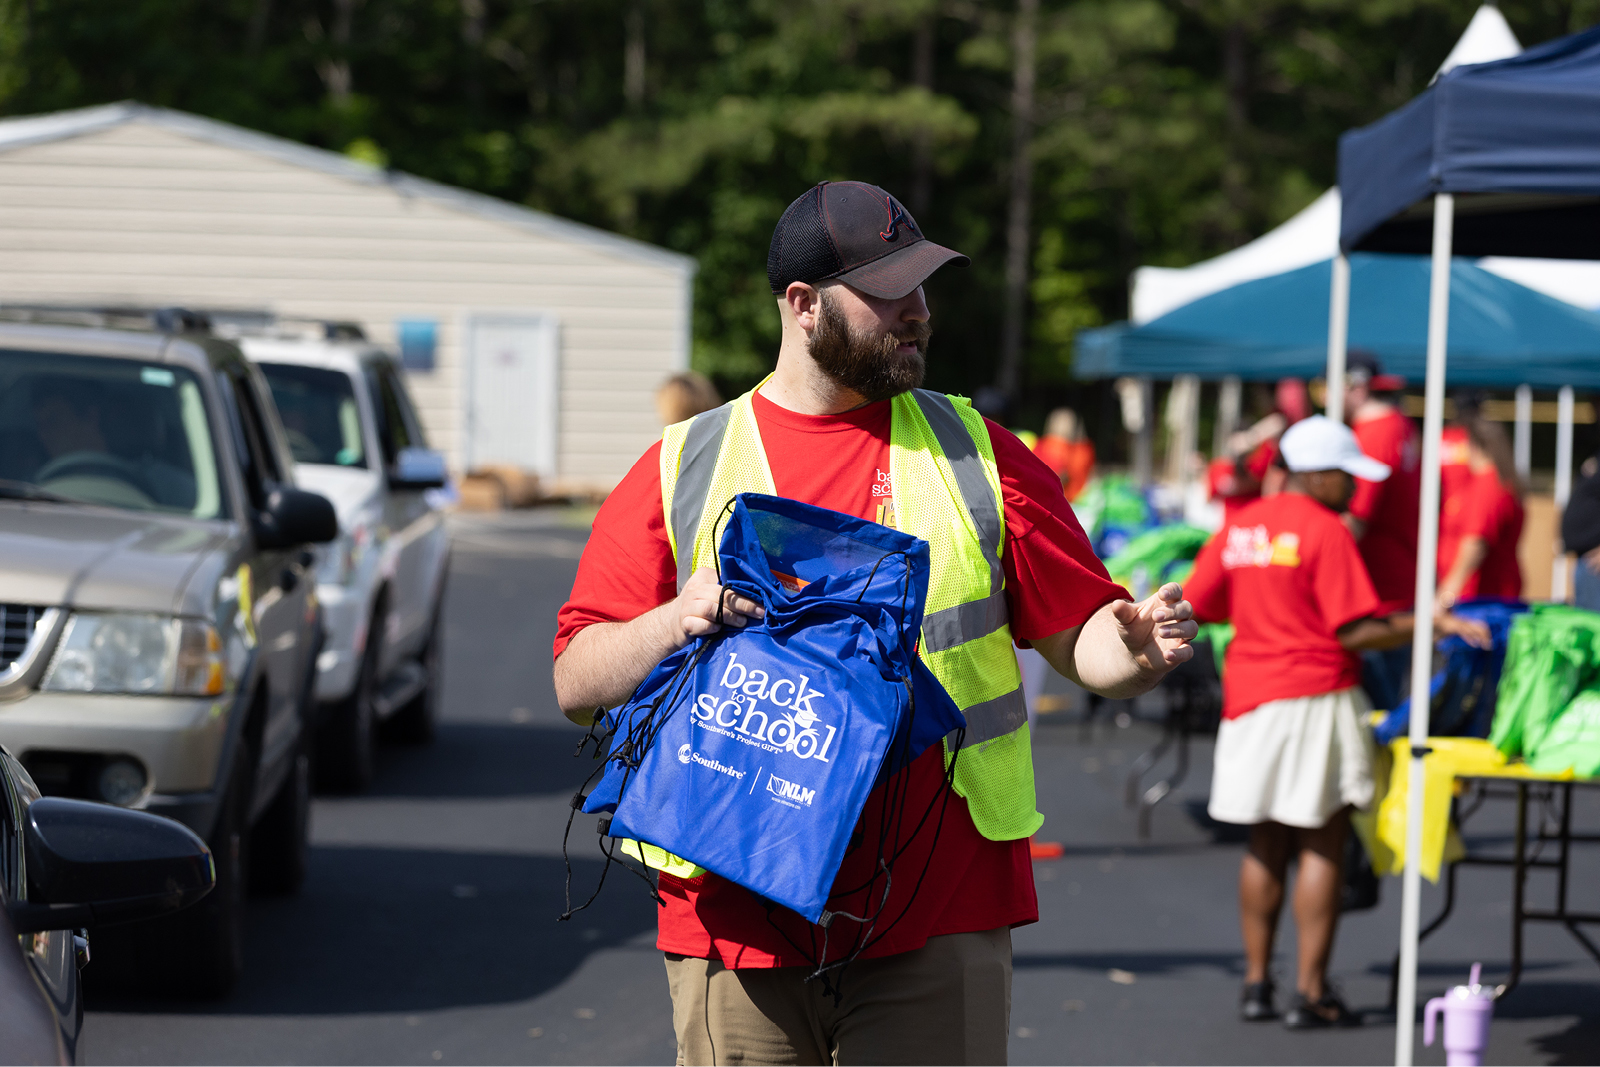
[879,197,916,242]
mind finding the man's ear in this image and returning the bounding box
[785,282,821,333]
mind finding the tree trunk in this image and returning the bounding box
[997,0,1037,401]
[624,1,646,109]
[1222,20,1250,244]
[910,14,936,217]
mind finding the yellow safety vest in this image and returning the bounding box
[657,385,1042,854]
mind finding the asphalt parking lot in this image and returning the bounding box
[81,508,1600,1065]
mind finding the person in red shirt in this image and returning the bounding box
[1438,417,1525,606]
[1032,406,1095,500]
[1341,352,1421,713]
[1186,416,1486,1032]
[552,182,1198,1065]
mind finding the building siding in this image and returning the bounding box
[0,120,691,487]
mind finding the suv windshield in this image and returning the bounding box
[0,349,226,519]
[257,363,366,468]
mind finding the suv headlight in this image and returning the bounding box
[42,614,228,696]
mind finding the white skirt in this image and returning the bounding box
[1208,687,1376,829]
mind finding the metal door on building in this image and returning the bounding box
[463,313,559,479]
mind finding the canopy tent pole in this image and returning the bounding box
[1214,375,1242,456]
[1134,376,1154,487]
[1553,385,1575,601]
[1325,252,1352,423]
[1514,385,1533,480]
[1397,192,1453,1067]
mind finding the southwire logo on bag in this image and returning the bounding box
[691,653,840,762]
[676,743,745,780]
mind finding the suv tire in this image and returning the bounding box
[317,610,380,792]
[385,596,442,745]
[249,739,310,896]
[91,741,253,999]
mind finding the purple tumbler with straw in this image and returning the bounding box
[1423,963,1495,1066]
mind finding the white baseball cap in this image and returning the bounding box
[1278,415,1391,481]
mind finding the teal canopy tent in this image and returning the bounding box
[1075,252,1600,386]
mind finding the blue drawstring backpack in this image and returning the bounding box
[570,492,965,927]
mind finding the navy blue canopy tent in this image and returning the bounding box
[1332,25,1600,1066]
[1074,253,1600,386]
[1340,24,1600,259]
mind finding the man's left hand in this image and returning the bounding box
[1108,582,1198,673]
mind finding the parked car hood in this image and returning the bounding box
[0,501,233,614]
[292,465,381,526]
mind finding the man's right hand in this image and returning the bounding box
[665,567,766,649]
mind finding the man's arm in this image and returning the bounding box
[553,567,764,723]
[1032,583,1198,699]
[1435,535,1488,609]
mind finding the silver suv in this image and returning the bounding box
[0,311,335,995]
[241,326,450,791]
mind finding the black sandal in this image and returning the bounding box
[1283,989,1362,1029]
[1240,979,1277,1021]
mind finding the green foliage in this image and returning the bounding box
[0,0,1592,402]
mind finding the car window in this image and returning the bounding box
[257,363,366,468]
[0,349,227,520]
[219,368,282,509]
[364,362,412,465]
[383,364,431,450]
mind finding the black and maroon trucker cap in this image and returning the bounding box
[767,181,969,300]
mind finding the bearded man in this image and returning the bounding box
[553,181,1196,1066]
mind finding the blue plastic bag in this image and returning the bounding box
[582,493,965,924]
[1373,598,1528,744]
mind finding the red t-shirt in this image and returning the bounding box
[1439,425,1472,509]
[1349,409,1421,613]
[1186,493,1382,719]
[1439,468,1525,600]
[554,389,1128,968]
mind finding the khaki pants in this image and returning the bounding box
[664,928,1012,1066]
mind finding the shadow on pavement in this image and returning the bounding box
[362,724,599,800]
[85,846,661,1015]
[1013,950,1243,977]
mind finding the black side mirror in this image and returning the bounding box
[388,447,448,491]
[6,798,215,934]
[256,485,338,549]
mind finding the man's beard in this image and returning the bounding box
[807,292,930,402]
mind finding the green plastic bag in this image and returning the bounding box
[1071,476,1150,542]
[1103,524,1211,588]
[1490,604,1600,758]
[1529,688,1600,777]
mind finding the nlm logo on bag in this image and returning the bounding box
[691,653,840,762]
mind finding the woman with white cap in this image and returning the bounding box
[1184,416,1488,1030]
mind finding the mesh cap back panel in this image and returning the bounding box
[767,187,843,294]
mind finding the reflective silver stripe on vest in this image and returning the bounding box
[910,390,1009,652]
[921,588,1008,654]
[946,686,1028,748]
[671,403,734,592]
[910,390,1003,594]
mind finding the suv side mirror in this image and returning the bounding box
[389,447,448,491]
[256,486,338,549]
[6,798,215,934]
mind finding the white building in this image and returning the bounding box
[0,102,696,491]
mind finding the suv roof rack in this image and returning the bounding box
[0,304,369,344]
[0,304,219,334]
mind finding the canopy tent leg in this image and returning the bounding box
[1514,384,1533,481]
[1134,376,1153,487]
[1553,385,1575,601]
[1214,375,1242,457]
[1325,252,1351,424]
[1397,192,1454,1067]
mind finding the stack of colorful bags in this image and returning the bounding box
[1490,603,1600,777]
